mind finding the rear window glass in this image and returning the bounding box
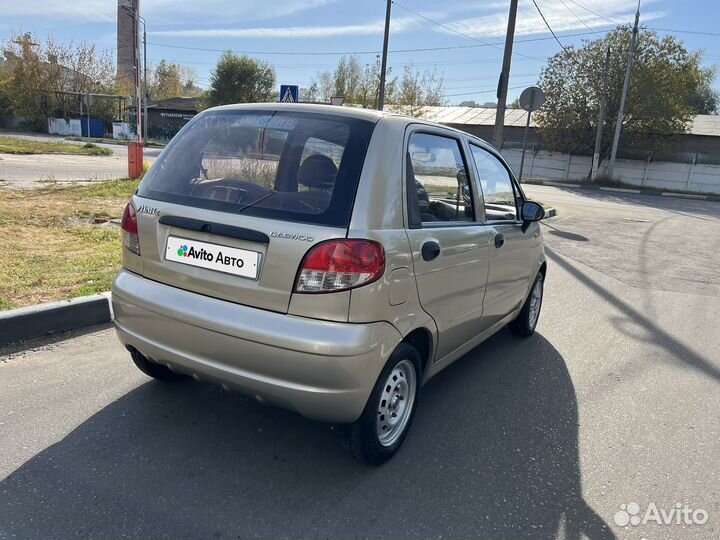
[138,110,376,227]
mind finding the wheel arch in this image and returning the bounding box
[402,327,434,378]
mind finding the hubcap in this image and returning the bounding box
[528,277,543,329]
[376,359,417,447]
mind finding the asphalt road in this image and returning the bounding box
[0,131,161,187]
[1,186,719,540]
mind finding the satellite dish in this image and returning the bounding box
[519,86,545,112]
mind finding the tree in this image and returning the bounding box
[535,27,714,162]
[149,60,200,100]
[309,55,385,107]
[307,55,443,114]
[687,67,719,114]
[1,33,117,129]
[205,52,275,107]
[392,64,444,117]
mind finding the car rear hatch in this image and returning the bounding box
[127,108,376,314]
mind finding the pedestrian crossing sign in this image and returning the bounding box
[280,85,299,103]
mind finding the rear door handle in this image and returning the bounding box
[421,241,441,261]
[494,233,505,249]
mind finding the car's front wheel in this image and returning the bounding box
[509,271,544,337]
[345,343,422,465]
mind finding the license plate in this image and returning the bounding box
[165,235,260,280]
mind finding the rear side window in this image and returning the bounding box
[138,111,376,227]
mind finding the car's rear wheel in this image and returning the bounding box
[345,342,421,465]
[509,271,544,337]
[129,348,185,381]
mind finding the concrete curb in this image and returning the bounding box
[523,179,720,202]
[0,293,112,348]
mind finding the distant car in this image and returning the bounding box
[112,103,546,464]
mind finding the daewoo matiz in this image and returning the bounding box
[112,103,547,464]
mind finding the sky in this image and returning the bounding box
[1,0,719,105]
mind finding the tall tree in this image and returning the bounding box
[393,64,444,117]
[307,55,444,114]
[536,27,715,162]
[687,67,719,115]
[205,52,275,107]
[149,60,200,100]
[1,33,117,128]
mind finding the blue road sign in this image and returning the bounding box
[279,85,299,103]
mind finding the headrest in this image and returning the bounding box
[298,154,338,190]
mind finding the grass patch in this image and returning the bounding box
[0,178,139,310]
[0,136,113,156]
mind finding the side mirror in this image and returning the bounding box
[521,201,544,232]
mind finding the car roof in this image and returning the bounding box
[206,102,390,122]
[204,102,475,131]
[203,102,495,148]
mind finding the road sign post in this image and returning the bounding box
[279,85,299,103]
[517,86,545,183]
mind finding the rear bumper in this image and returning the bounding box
[111,270,402,423]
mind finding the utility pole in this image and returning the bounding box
[492,0,519,150]
[607,1,640,178]
[143,25,148,144]
[377,0,392,110]
[591,45,611,181]
[134,3,142,145]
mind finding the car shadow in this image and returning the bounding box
[0,332,614,540]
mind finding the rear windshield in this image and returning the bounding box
[138,110,376,227]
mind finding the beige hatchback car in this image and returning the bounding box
[112,103,546,464]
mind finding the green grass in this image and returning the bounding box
[0,136,113,156]
[0,178,140,310]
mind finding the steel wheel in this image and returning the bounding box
[376,359,417,447]
[528,276,543,330]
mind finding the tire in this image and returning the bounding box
[509,271,544,337]
[345,342,422,465]
[129,348,185,381]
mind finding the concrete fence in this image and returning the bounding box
[501,148,720,194]
[47,118,82,137]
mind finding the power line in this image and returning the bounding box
[564,0,620,25]
[530,0,577,59]
[556,0,605,38]
[650,27,720,37]
[144,28,614,58]
[389,0,545,61]
[442,84,528,98]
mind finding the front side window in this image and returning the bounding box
[469,144,520,222]
[138,111,375,227]
[407,132,474,224]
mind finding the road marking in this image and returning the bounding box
[599,187,641,194]
[543,181,582,188]
[661,192,707,200]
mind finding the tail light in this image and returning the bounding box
[121,202,141,256]
[295,239,385,293]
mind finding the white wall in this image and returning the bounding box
[112,121,133,140]
[47,118,82,137]
[501,148,720,194]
